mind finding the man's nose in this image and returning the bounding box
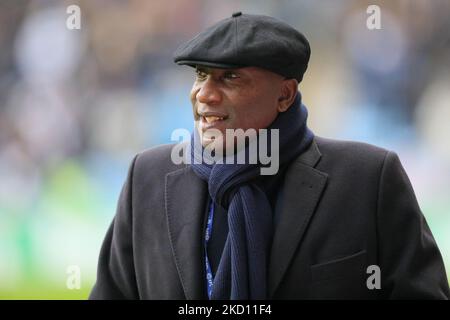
[196,78,222,105]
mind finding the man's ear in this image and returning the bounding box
[277,79,298,112]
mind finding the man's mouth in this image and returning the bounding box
[198,112,229,129]
[203,115,226,123]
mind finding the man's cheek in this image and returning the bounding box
[191,103,199,120]
[190,88,199,105]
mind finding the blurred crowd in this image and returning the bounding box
[0,0,449,298]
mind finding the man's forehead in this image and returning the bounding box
[195,65,281,78]
[195,65,241,73]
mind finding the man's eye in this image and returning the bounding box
[224,72,238,79]
[196,70,207,79]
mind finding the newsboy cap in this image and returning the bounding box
[173,12,311,82]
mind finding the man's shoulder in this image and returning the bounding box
[315,136,389,157]
[133,143,186,176]
[137,142,178,162]
[314,136,391,170]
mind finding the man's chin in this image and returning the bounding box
[201,136,225,150]
[197,127,251,156]
[197,128,224,147]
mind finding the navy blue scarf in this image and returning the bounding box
[190,92,314,299]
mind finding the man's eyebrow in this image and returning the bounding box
[195,66,210,73]
[195,67,244,78]
[224,68,239,73]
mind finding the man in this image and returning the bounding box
[90,12,449,299]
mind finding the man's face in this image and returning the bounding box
[190,66,285,148]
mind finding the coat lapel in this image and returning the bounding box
[268,140,328,297]
[165,166,207,300]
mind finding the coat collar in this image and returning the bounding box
[164,138,328,299]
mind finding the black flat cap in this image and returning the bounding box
[173,12,311,82]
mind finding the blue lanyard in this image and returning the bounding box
[204,199,215,299]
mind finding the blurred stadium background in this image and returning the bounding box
[0,0,449,299]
